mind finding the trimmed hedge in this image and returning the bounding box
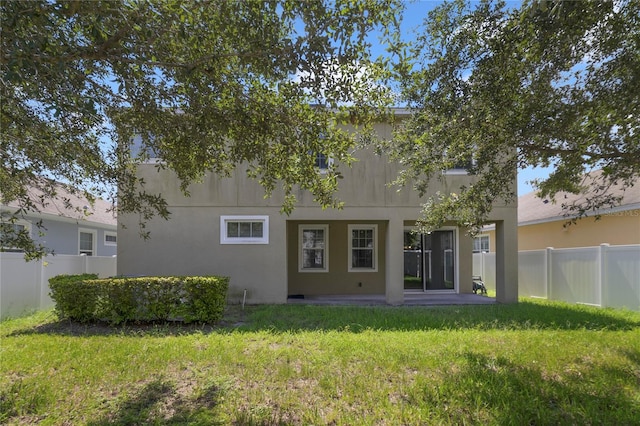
[49,275,229,324]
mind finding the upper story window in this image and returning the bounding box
[310,151,334,173]
[348,224,378,272]
[315,153,332,170]
[220,215,269,244]
[444,157,475,175]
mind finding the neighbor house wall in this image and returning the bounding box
[30,218,117,256]
[5,215,117,257]
[518,209,640,250]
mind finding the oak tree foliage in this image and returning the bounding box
[1,0,400,258]
[3,0,638,258]
[388,0,639,233]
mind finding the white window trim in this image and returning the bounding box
[78,228,97,256]
[220,215,269,244]
[443,156,477,175]
[104,231,117,246]
[298,224,329,273]
[348,224,378,272]
[443,168,470,175]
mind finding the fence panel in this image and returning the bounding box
[1,253,41,319]
[550,247,600,306]
[604,245,640,311]
[39,255,86,309]
[0,253,116,319]
[473,244,639,310]
[518,250,547,298]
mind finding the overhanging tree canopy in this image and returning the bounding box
[388,0,639,233]
[1,0,401,258]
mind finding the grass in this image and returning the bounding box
[1,299,639,425]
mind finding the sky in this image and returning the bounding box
[380,0,552,196]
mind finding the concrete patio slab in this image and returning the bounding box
[287,293,496,306]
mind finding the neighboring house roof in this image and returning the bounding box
[519,170,640,226]
[1,181,116,227]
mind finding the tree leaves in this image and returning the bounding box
[1,0,401,258]
[390,0,639,233]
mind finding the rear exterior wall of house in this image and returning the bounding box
[118,120,519,304]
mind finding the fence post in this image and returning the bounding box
[545,247,553,300]
[38,256,45,311]
[599,243,609,308]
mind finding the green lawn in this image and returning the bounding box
[2,299,639,425]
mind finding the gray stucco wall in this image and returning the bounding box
[118,121,518,304]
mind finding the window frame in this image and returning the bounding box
[298,224,329,273]
[0,219,31,252]
[104,231,117,246]
[220,215,269,245]
[473,234,490,253]
[314,152,334,172]
[348,224,378,272]
[78,228,97,256]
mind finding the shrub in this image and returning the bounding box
[48,274,100,323]
[49,275,229,324]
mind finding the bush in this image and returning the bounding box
[48,274,100,323]
[49,275,229,324]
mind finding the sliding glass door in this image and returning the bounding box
[404,229,456,292]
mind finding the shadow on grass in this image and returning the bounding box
[408,348,640,424]
[87,378,224,426]
[5,300,639,337]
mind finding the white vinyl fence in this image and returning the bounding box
[0,252,117,319]
[474,244,640,311]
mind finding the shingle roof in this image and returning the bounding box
[2,181,116,227]
[519,170,640,225]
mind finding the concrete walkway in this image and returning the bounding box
[287,292,496,306]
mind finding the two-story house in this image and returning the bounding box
[117,111,518,305]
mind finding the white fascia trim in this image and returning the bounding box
[1,206,117,229]
[519,203,640,227]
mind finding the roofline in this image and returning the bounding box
[519,202,640,227]
[1,206,117,230]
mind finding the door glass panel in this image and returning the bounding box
[404,231,423,290]
[404,229,455,291]
[424,230,455,290]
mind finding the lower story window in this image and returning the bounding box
[1,221,30,252]
[104,231,117,246]
[348,224,377,272]
[299,224,328,272]
[79,229,96,256]
[220,215,269,244]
